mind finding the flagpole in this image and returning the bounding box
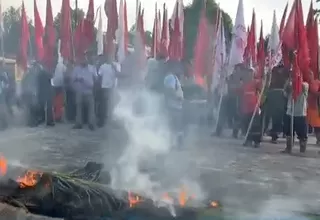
[243,71,267,145]
[75,0,78,26]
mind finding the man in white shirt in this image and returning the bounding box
[97,56,119,127]
[52,59,67,122]
[164,72,184,147]
[72,55,97,130]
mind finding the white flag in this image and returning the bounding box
[228,0,246,68]
[96,7,104,55]
[268,10,282,69]
[212,12,227,90]
[0,0,3,35]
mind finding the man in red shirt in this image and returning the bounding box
[240,70,262,147]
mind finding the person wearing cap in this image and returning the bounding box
[72,54,97,130]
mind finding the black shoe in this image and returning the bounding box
[254,142,260,148]
[97,122,104,128]
[73,124,82,129]
[88,124,95,131]
[271,137,278,144]
[243,140,252,147]
[281,148,291,154]
[232,131,238,139]
[46,122,55,127]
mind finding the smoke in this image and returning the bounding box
[109,87,204,203]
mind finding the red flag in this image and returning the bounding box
[159,3,169,58]
[105,0,118,56]
[279,2,288,37]
[60,0,72,61]
[84,0,95,46]
[124,0,128,55]
[193,7,209,87]
[151,4,158,57]
[292,53,303,100]
[16,2,29,73]
[256,21,265,79]
[243,26,250,66]
[248,10,256,65]
[73,0,95,60]
[42,0,56,71]
[168,3,182,61]
[282,0,309,98]
[306,2,318,79]
[34,0,44,61]
[86,0,94,22]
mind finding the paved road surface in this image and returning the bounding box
[0,122,320,218]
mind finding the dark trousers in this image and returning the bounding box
[265,111,284,140]
[216,95,240,136]
[66,88,76,122]
[24,95,42,127]
[97,88,111,126]
[242,112,262,143]
[38,93,54,125]
[283,115,307,140]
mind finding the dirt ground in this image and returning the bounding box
[0,121,320,219]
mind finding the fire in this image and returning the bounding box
[128,192,142,207]
[162,187,195,207]
[210,201,219,208]
[16,171,43,188]
[178,187,187,206]
[0,154,7,176]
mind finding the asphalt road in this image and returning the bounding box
[0,120,320,219]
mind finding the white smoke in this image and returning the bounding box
[109,87,204,203]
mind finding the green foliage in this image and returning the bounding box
[2,6,35,58]
[53,8,85,36]
[183,0,233,61]
[128,25,153,46]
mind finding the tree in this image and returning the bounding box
[184,0,233,60]
[315,0,320,17]
[2,6,35,58]
[128,25,153,47]
[53,8,85,36]
[144,30,152,46]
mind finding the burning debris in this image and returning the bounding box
[0,155,221,219]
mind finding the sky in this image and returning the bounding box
[2,0,314,35]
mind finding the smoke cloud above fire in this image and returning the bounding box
[109,87,205,205]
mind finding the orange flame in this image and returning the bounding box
[0,154,7,176]
[210,201,219,208]
[128,192,141,207]
[16,171,43,188]
[178,187,187,206]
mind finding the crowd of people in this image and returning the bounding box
[214,62,312,154]
[0,52,120,131]
[0,52,319,155]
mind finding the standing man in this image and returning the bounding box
[164,70,184,147]
[52,59,67,122]
[0,70,9,129]
[72,55,96,130]
[282,78,309,154]
[37,63,55,126]
[97,55,118,127]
